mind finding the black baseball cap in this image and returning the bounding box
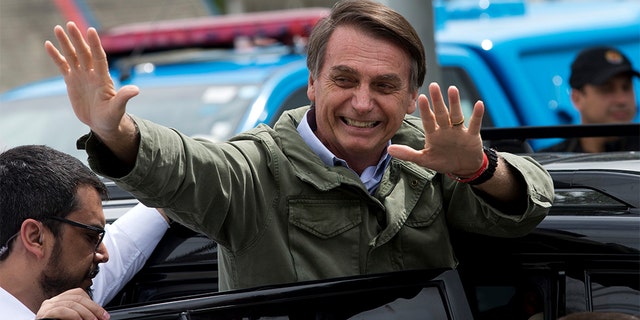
[569,46,640,89]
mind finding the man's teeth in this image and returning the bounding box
[344,118,376,128]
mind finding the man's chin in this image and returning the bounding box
[88,265,100,278]
[85,266,99,299]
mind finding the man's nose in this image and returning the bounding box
[352,85,374,113]
[95,242,109,263]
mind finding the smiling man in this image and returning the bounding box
[45,0,553,291]
[0,145,169,320]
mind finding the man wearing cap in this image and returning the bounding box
[541,46,639,152]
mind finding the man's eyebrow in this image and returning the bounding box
[78,213,106,229]
[329,65,402,83]
[330,65,358,74]
[81,220,105,230]
[374,74,402,83]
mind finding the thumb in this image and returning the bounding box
[112,84,140,110]
[388,144,423,163]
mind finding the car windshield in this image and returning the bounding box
[0,83,260,162]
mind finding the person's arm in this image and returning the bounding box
[388,82,535,214]
[91,203,170,305]
[464,152,529,214]
[35,288,109,320]
[44,21,139,165]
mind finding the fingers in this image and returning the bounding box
[429,83,451,127]
[46,22,105,76]
[447,86,465,126]
[66,21,93,71]
[467,100,485,135]
[36,288,110,320]
[428,82,465,128]
[87,27,111,79]
[44,39,69,75]
[387,144,423,164]
[426,82,484,131]
[44,24,74,75]
[417,94,436,134]
[115,85,141,109]
[52,23,80,71]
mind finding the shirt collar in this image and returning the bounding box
[297,108,391,194]
[0,286,35,318]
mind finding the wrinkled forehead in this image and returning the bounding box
[324,26,412,75]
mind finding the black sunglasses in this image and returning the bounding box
[46,216,106,252]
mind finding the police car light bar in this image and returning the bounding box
[100,8,330,56]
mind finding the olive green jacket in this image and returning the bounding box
[84,106,553,291]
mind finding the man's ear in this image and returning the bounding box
[407,90,419,114]
[570,88,584,112]
[19,219,46,258]
[307,74,316,103]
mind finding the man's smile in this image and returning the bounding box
[342,117,379,128]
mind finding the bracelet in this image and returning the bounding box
[447,147,498,185]
[468,147,498,185]
[447,151,488,183]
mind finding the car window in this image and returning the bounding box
[589,272,640,314]
[0,83,262,160]
[565,271,640,315]
[519,41,640,125]
[105,224,219,307]
[460,271,549,320]
[129,84,260,142]
[440,66,494,128]
[107,269,473,319]
[0,95,87,161]
[552,188,631,214]
[182,287,448,320]
[267,86,310,125]
[109,280,458,320]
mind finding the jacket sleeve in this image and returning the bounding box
[82,115,273,246]
[444,152,554,237]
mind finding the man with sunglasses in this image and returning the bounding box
[0,145,169,320]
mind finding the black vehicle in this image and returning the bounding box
[102,124,640,319]
[107,268,475,320]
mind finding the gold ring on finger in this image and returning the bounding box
[451,118,465,126]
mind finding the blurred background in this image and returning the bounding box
[0,0,638,157]
[0,0,337,93]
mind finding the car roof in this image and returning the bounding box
[2,6,325,100]
[0,50,305,100]
[437,1,640,43]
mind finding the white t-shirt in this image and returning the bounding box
[0,203,168,319]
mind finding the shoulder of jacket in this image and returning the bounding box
[391,115,426,150]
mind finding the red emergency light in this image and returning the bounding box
[100,8,330,56]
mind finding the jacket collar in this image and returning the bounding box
[270,106,435,192]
